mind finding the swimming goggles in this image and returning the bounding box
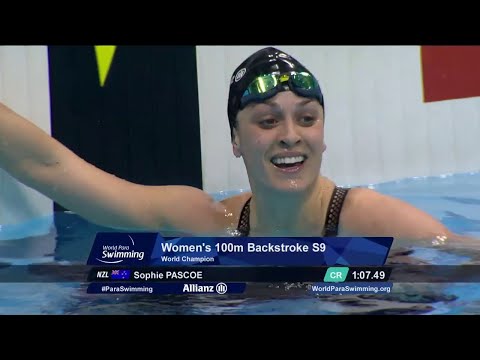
[240,71,324,109]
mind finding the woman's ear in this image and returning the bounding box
[232,129,242,158]
[322,142,327,153]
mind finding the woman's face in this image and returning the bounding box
[233,91,326,193]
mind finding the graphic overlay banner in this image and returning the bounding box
[7,264,480,283]
[87,282,246,295]
[85,233,394,296]
[87,233,394,266]
[87,266,393,282]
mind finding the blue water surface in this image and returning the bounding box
[1,172,479,315]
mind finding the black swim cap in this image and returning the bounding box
[227,47,324,139]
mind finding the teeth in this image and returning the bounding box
[272,156,305,165]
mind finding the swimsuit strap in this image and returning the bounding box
[324,187,350,237]
[237,197,252,236]
[236,186,350,237]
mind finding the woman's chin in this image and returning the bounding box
[267,179,311,193]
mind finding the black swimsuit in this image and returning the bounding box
[236,187,350,237]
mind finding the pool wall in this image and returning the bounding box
[0,46,53,233]
[196,46,480,192]
[1,46,480,233]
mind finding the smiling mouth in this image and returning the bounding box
[271,155,307,169]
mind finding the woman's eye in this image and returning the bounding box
[259,118,277,128]
[299,116,316,125]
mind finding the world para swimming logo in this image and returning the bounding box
[96,234,145,264]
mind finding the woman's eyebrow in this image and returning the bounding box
[264,98,316,109]
[295,99,316,109]
[254,98,318,116]
[253,101,283,117]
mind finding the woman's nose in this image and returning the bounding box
[278,119,301,147]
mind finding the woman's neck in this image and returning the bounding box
[249,178,324,236]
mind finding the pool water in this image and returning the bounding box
[1,172,480,315]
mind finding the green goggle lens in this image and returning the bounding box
[239,71,323,110]
[242,72,317,97]
[290,72,317,89]
[243,74,278,96]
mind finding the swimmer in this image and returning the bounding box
[0,46,476,246]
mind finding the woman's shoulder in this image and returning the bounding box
[218,191,252,229]
[319,176,359,207]
[220,191,252,211]
[318,176,338,202]
[319,175,337,189]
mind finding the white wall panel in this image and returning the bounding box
[0,46,53,237]
[197,46,480,191]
